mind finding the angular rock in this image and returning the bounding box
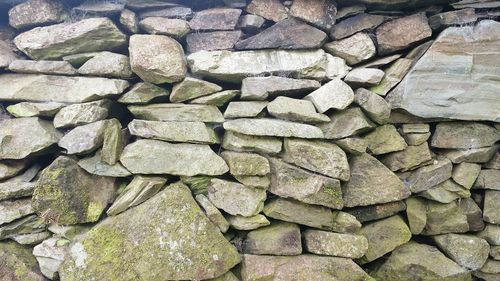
[405,197,427,234]
[138,6,193,20]
[0,165,39,201]
[101,119,123,165]
[370,58,412,96]
[32,156,115,225]
[289,0,336,30]
[459,197,484,232]
[452,162,481,189]
[304,229,368,258]
[53,99,111,128]
[120,139,228,176]
[222,131,282,154]
[221,151,270,176]
[347,201,407,223]
[336,5,366,20]
[224,101,267,118]
[237,14,265,33]
[360,53,402,68]
[281,138,349,181]
[11,231,51,246]
[363,125,408,155]
[0,117,61,160]
[223,118,324,138]
[33,237,69,280]
[267,96,329,123]
[243,222,302,255]
[423,200,469,235]
[235,19,327,50]
[62,52,100,67]
[6,102,63,118]
[429,8,478,30]
[344,68,384,87]
[0,40,19,68]
[8,0,68,29]
[431,122,499,149]
[0,198,33,225]
[58,120,110,155]
[0,241,46,281]
[474,169,500,190]
[226,214,270,230]
[381,143,433,171]
[420,180,470,203]
[128,119,219,144]
[404,158,453,193]
[78,51,133,79]
[14,17,126,60]
[478,224,500,245]
[120,9,139,33]
[0,159,27,181]
[241,76,320,101]
[189,8,241,31]
[484,191,500,224]
[207,179,266,217]
[195,194,229,233]
[129,34,186,84]
[268,158,343,209]
[77,151,131,178]
[9,60,77,75]
[72,1,124,16]
[246,0,288,22]
[319,107,376,139]
[190,90,239,107]
[334,137,367,155]
[0,214,46,240]
[330,13,385,40]
[433,234,490,270]
[128,104,224,123]
[324,32,376,65]
[354,88,391,124]
[304,78,354,113]
[139,17,190,38]
[59,182,241,280]
[186,31,242,53]
[0,74,129,103]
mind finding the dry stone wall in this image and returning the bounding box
[0,0,499,280]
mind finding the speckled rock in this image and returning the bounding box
[319,107,376,139]
[128,119,219,144]
[433,234,490,270]
[128,104,224,123]
[304,78,354,113]
[0,241,46,281]
[224,118,324,138]
[207,179,266,217]
[243,222,302,255]
[53,99,110,129]
[221,151,270,176]
[8,0,68,29]
[139,17,190,38]
[304,229,368,258]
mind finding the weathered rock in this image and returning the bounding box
[129,34,186,84]
[429,8,478,30]
[246,0,288,22]
[77,151,131,178]
[207,179,266,217]
[53,99,110,128]
[423,200,469,235]
[226,214,270,230]
[128,104,224,123]
[101,119,123,165]
[14,17,126,60]
[221,151,269,176]
[443,145,499,164]
[0,74,129,103]
[267,96,329,123]
[452,162,481,189]
[0,214,46,240]
[32,156,115,225]
[72,1,124,16]
[222,131,282,154]
[120,139,228,176]
[6,102,64,118]
[0,159,27,181]
[485,151,500,169]
[345,68,384,87]
[335,137,367,155]
[319,107,376,139]
[78,51,133,79]
[128,119,219,144]
[195,194,229,233]
[405,197,427,234]
[433,234,489,270]
[224,101,268,118]
[491,246,500,260]
[139,17,190,38]
[404,158,453,193]
[336,5,366,20]
[370,58,413,96]
[120,9,139,33]
[478,224,500,245]
[189,8,241,31]
[381,143,433,172]
[237,14,265,33]
[304,229,368,258]
[268,157,343,209]
[363,125,407,155]
[240,254,373,281]
[11,231,51,246]
[0,117,61,160]
[360,53,401,68]
[190,90,239,107]
[0,40,19,69]
[0,198,33,225]
[289,0,336,30]
[342,153,410,207]
[187,49,331,83]
[59,182,241,281]
[484,191,500,224]
[0,165,39,201]
[235,19,327,50]
[420,180,470,203]
[459,198,484,232]
[281,138,349,181]
[0,241,46,281]
[324,32,376,65]
[243,222,302,255]
[354,88,391,124]
[431,122,499,149]
[401,123,430,133]
[474,169,500,190]
[387,20,500,122]
[58,120,111,155]
[33,237,69,280]
[186,31,242,53]
[402,132,431,146]
[9,60,77,75]
[8,0,68,29]
[241,76,320,101]
[304,78,354,113]
[62,52,101,67]
[223,118,324,138]
[138,6,193,20]
[330,13,385,40]
[358,215,412,263]
[371,242,472,281]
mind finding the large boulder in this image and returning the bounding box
[8,0,68,29]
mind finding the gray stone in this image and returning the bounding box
[0,241,46,281]
[138,6,193,20]
[14,17,126,60]
[0,214,46,240]
[186,31,242,53]
[443,145,499,164]
[402,132,431,146]
[53,99,111,128]
[189,90,239,107]
[344,68,384,87]
[346,201,406,223]
[431,122,499,149]
[243,222,302,255]
[62,52,100,67]
[429,8,478,30]
[72,1,124,16]
[139,17,190,38]
[289,0,336,30]
[224,118,324,138]
[58,120,110,155]
[78,51,133,79]
[474,169,500,190]
[237,14,265,33]
[334,137,367,155]
[129,34,186,84]
[77,151,131,178]
[120,139,228,176]
[0,165,39,201]
[0,40,19,68]
[359,53,402,68]
[120,9,139,33]
[0,159,27,181]
[484,151,500,169]
[6,102,64,118]
[189,8,242,31]
[354,88,391,124]
[370,58,412,96]
[484,191,500,224]
[452,162,481,189]
[128,119,219,144]
[404,158,453,193]
[226,214,270,230]
[336,5,366,20]
[330,13,385,40]
[304,230,368,258]
[8,0,68,29]
[0,117,62,160]
[224,101,267,118]
[401,123,430,133]
[221,151,270,176]
[222,131,282,154]
[246,0,288,22]
[423,200,469,235]
[195,194,230,233]
[101,119,123,165]
[381,143,433,172]
[491,246,500,260]
[128,104,224,123]
[11,231,51,246]
[363,124,408,155]
[304,78,354,113]
[324,32,376,65]
[459,198,484,232]
[319,107,376,139]
[207,179,266,217]
[241,76,320,101]
[434,234,490,270]
[33,237,69,280]
[405,197,427,234]
[420,180,470,203]
[267,96,329,123]
[0,198,33,225]
[8,60,77,75]
[478,224,500,245]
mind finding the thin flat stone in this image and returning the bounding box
[222,131,282,154]
[241,76,321,101]
[53,99,111,129]
[223,118,324,139]
[207,179,266,217]
[224,101,267,118]
[189,8,242,31]
[319,107,376,139]
[118,82,169,104]
[304,78,354,113]
[330,13,385,40]
[189,90,239,107]
[0,198,34,225]
[226,214,270,230]
[8,60,77,75]
[246,0,288,22]
[128,104,224,123]
[186,31,242,53]
[77,151,131,178]
[128,119,219,144]
[403,158,453,193]
[6,102,64,118]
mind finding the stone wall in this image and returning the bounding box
[0,0,499,280]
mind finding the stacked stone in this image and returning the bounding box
[0,0,499,280]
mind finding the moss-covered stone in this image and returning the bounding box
[243,221,302,255]
[363,124,407,155]
[221,151,270,176]
[0,241,46,281]
[207,179,266,217]
[433,234,490,270]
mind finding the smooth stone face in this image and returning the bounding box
[0,117,62,160]
[221,151,270,176]
[128,104,224,123]
[281,138,350,181]
[304,78,354,113]
[433,234,490,270]
[195,194,229,233]
[235,19,327,50]
[387,20,500,122]
[222,131,282,154]
[59,182,241,281]
[246,0,288,22]
[241,76,321,101]
[342,153,410,207]
[370,58,413,96]
[226,214,270,230]
[139,17,190,38]
[371,242,472,281]
[423,200,469,235]
[189,90,239,107]
[58,120,110,155]
[32,237,68,280]
[186,31,242,53]
[128,119,219,144]
[8,60,77,75]
[78,151,131,178]
[289,0,336,30]
[6,102,64,118]
[14,17,126,60]
[8,0,68,29]
[0,241,46,281]
[405,197,427,234]
[474,169,500,190]
[344,68,385,87]
[363,125,408,155]
[484,191,500,224]
[334,137,367,155]
[0,74,129,103]
[324,32,376,65]
[304,230,368,258]
[78,52,133,79]
[101,119,123,165]
[223,118,324,139]
[189,8,242,31]
[381,142,433,172]
[120,9,139,33]
[0,198,33,225]
[330,13,385,40]
[243,222,302,255]
[267,96,329,124]
[138,6,193,20]
[354,88,391,124]
[268,157,344,209]
[404,158,453,193]
[187,49,330,83]
[120,139,229,176]
[0,159,27,181]
[240,254,373,281]
[129,34,187,84]
[431,122,499,149]
[32,156,116,225]
[319,107,376,139]
[207,179,266,217]
[452,162,481,189]
[224,101,268,118]
[53,100,111,128]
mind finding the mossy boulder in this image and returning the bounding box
[0,241,46,281]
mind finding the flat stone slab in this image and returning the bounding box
[128,104,224,123]
[223,118,324,138]
[128,119,219,144]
